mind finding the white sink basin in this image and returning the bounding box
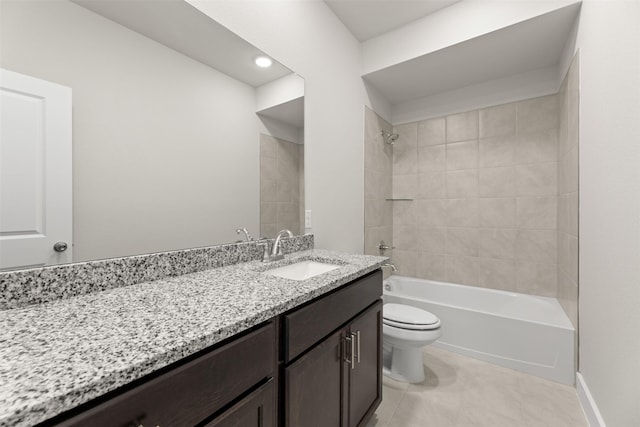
[264,260,340,281]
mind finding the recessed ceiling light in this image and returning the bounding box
[254,56,273,68]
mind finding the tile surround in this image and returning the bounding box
[388,93,560,296]
[446,110,478,142]
[418,145,446,172]
[479,135,516,167]
[418,171,446,199]
[479,167,515,197]
[479,103,516,138]
[447,169,478,198]
[446,140,478,170]
[418,117,445,146]
[368,56,579,306]
[478,228,516,259]
[479,198,515,228]
[260,134,304,238]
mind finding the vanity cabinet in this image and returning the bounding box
[46,269,382,427]
[53,322,276,427]
[346,301,383,427]
[205,379,275,427]
[283,270,382,427]
[285,327,344,426]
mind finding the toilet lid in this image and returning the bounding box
[383,303,440,330]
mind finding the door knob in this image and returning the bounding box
[53,241,68,252]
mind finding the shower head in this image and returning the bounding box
[381,131,399,145]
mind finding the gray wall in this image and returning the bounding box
[573,2,640,425]
[189,0,392,254]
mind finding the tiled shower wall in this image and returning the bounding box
[364,107,393,258]
[391,94,561,296]
[260,134,304,238]
[557,53,580,328]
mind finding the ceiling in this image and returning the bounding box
[257,97,305,130]
[324,0,461,42]
[73,0,292,87]
[362,4,581,105]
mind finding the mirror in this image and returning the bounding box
[0,0,304,271]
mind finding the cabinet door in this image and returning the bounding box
[284,270,382,362]
[285,327,345,427]
[348,301,382,427]
[205,379,274,427]
[55,323,274,427]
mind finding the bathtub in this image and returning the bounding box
[383,275,575,385]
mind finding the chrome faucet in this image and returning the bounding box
[263,229,293,262]
[378,240,395,255]
[236,228,253,242]
[381,262,397,272]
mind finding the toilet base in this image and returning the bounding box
[382,345,425,383]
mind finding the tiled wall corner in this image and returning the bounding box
[364,107,394,268]
[557,52,580,328]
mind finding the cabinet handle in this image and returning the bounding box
[350,333,356,370]
[343,334,355,369]
[355,330,361,364]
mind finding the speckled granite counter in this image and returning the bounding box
[0,249,386,427]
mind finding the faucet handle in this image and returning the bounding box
[257,242,270,262]
[378,240,395,255]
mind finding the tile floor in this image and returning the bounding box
[368,346,588,427]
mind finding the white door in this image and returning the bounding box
[0,69,72,270]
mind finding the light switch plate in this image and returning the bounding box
[305,210,312,228]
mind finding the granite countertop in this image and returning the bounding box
[0,249,385,427]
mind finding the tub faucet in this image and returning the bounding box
[381,262,397,272]
[263,229,293,262]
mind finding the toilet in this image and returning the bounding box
[382,303,442,383]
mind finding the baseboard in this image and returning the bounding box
[576,372,607,427]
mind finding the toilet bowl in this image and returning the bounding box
[382,303,442,383]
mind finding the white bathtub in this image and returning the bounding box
[383,275,575,385]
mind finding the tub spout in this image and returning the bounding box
[381,262,397,272]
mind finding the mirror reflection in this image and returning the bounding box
[0,0,304,271]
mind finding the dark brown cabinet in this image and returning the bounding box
[285,328,344,427]
[283,270,383,427]
[205,379,275,427]
[347,301,382,427]
[52,323,276,427]
[48,269,382,427]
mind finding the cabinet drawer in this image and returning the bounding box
[56,322,275,427]
[284,269,382,362]
[205,379,274,427]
